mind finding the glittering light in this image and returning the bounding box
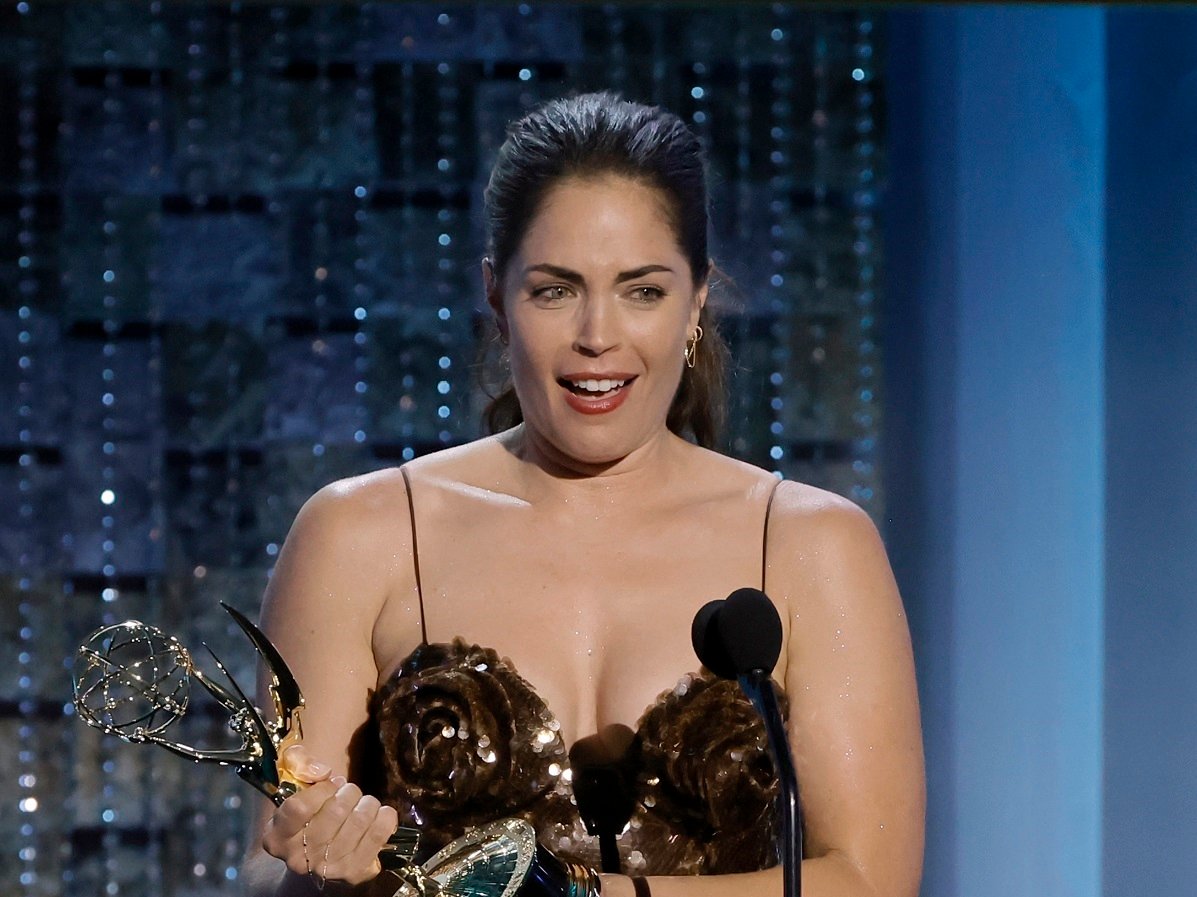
[100,489,116,505]
[848,13,882,511]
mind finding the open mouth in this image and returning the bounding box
[558,376,634,398]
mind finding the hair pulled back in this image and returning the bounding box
[482,91,728,449]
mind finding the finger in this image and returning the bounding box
[333,805,400,885]
[308,787,386,887]
[327,795,397,862]
[305,780,364,846]
[265,779,340,845]
[279,743,334,785]
[326,793,384,863]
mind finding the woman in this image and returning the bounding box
[244,92,924,897]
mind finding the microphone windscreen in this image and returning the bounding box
[572,763,636,837]
[719,588,783,675]
[691,599,738,680]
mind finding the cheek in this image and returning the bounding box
[505,321,555,386]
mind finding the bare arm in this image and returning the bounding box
[241,473,422,897]
[604,487,925,897]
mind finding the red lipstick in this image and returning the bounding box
[558,374,636,415]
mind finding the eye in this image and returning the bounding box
[531,284,572,304]
[629,285,665,303]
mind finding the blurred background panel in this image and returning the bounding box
[0,4,886,894]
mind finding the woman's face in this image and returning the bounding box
[488,175,706,467]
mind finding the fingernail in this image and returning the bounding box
[331,775,347,786]
[308,762,331,776]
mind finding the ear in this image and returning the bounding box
[689,272,709,332]
[482,257,508,338]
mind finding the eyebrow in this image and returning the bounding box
[522,263,675,285]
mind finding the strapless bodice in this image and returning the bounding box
[359,639,784,876]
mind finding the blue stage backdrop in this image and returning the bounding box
[0,4,885,895]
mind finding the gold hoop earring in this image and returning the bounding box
[684,325,703,369]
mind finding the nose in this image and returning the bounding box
[572,296,619,356]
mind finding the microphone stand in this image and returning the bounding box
[738,669,802,897]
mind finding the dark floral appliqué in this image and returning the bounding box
[636,672,785,874]
[370,640,566,853]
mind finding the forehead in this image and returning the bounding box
[515,175,684,268]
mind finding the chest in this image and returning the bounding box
[380,494,772,747]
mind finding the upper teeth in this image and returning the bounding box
[573,378,625,392]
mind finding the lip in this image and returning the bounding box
[559,371,638,382]
[558,374,637,415]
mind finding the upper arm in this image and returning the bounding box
[773,486,925,896]
[251,473,420,818]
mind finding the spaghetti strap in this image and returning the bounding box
[761,477,784,593]
[399,464,429,645]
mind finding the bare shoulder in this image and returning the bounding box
[296,440,494,528]
[386,434,510,493]
[681,443,786,504]
[307,465,410,516]
[767,478,880,545]
[686,444,875,532]
[268,467,414,615]
[759,478,898,621]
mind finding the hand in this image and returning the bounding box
[261,745,400,889]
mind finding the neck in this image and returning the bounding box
[501,424,688,502]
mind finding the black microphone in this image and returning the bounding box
[692,588,802,897]
[693,587,783,677]
[572,761,635,874]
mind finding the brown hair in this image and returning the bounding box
[481,92,728,448]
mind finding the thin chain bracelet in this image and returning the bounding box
[316,840,330,892]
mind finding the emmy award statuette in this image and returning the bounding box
[72,603,597,897]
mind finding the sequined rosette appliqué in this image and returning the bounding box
[371,640,569,856]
